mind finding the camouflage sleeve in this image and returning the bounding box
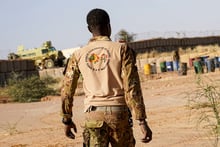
[121,44,147,120]
[61,54,80,119]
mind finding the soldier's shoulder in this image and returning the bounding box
[109,41,127,49]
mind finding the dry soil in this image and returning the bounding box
[1,69,220,147]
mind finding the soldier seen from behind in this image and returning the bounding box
[61,8,152,146]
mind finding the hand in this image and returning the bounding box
[64,121,77,139]
[139,120,152,143]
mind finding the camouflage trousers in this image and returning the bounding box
[83,106,135,147]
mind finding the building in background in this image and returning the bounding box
[61,47,81,59]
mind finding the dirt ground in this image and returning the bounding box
[0,69,220,147]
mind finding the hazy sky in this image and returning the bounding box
[0,0,220,59]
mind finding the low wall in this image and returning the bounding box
[38,67,64,79]
[0,60,38,86]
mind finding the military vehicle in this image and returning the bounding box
[8,41,66,69]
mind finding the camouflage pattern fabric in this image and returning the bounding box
[121,44,147,120]
[83,110,135,147]
[61,54,80,119]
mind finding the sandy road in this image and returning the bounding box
[0,70,220,147]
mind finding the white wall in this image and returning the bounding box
[61,47,81,58]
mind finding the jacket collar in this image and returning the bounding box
[89,36,111,43]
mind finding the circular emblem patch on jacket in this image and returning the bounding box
[85,47,111,71]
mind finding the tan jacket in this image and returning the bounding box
[74,37,126,109]
[61,36,147,120]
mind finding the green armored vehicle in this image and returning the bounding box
[8,41,66,69]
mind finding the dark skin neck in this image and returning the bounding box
[92,31,108,37]
[88,24,111,38]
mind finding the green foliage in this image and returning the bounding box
[117,29,136,42]
[40,76,59,86]
[187,75,220,147]
[8,75,57,102]
[0,87,8,97]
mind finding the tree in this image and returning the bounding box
[116,29,136,43]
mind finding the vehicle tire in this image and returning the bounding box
[45,59,54,68]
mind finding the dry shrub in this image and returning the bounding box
[187,75,220,147]
[8,74,57,102]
